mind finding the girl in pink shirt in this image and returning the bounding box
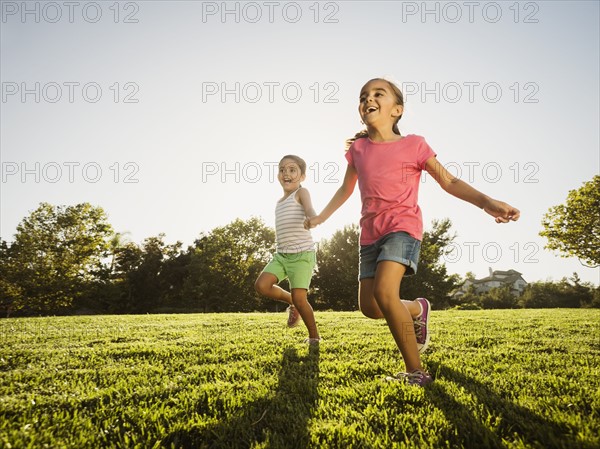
[306,78,520,386]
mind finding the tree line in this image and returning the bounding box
[1,202,598,317]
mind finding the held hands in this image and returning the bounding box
[483,199,521,223]
[304,215,324,229]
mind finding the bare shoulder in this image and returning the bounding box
[295,187,312,203]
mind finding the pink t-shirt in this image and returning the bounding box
[345,134,436,245]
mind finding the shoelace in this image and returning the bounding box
[396,370,428,384]
[413,317,425,338]
[287,306,298,319]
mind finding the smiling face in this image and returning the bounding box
[278,158,305,194]
[358,79,404,130]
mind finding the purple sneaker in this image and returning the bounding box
[287,305,300,328]
[404,369,433,387]
[414,298,431,353]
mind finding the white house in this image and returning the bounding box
[454,268,528,298]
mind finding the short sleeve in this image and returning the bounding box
[345,144,355,167]
[417,137,437,170]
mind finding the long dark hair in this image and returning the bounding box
[345,78,405,150]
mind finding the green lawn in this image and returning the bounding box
[1,309,599,448]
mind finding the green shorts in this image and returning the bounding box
[262,251,317,290]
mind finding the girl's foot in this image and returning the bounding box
[287,305,300,327]
[304,337,322,345]
[386,369,433,387]
[414,298,431,353]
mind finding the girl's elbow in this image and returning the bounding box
[438,181,453,194]
[441,177,462,194]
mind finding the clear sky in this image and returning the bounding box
[1,1,599,285]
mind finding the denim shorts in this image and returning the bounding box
[359,231,421,279]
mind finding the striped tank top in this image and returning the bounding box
[275,188,315,253]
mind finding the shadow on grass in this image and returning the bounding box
[426,361,587,449]
[162,345,320,449]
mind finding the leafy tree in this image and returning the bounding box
[567,272,595,308]
[0,240,25,317]
[401,218,460,309]
[452,284,482,310]
[464,271,476,281]
[313,224,360,310]
[520,282,564,308]
[519,275,595,309]
[3,203,113,314]
[107,232,131,274]
[480,286,519,309]
[592,286,600,308]
[540,175,600,267]
[182,217,275,312]
[159,249,192,310]
[111,235,184,313]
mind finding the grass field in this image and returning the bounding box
[1,309,599,449]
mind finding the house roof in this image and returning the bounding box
[470,269,526,285]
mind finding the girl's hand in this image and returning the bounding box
[483,199,520,223]
[304,215,324,229]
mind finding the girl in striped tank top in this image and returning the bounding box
[255,155,321,344]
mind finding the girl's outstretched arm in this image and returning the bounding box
[425,156,520,223]
[296,187,317,219]
[305,164,358,229]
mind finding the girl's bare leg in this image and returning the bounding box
[254,272,293,305]
[360,261,422,372]
[291,288,319,339]
[359,281,422,319]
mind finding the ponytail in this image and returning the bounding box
[345,129,369,150]
[345,122,402,150]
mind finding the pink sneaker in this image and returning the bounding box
[286,305,300,327]
[385,369,433,387]
[414,298,431,353]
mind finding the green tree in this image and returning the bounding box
[567,272,595,308]
[313,224,360,310]
[4,203,113,314]
[110,241,144,312]
[0,240,25,317]
[452,284,482,310]
[401,218,460,309]
[518,276,594,309]
[108,232,131,274]
[159,249,192,310]
[519,282,560,308]
[540,175,600,267]
[111,235,184,313]
[480,286,519,309]
[182,217,275,312]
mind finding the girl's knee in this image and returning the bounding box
[359,295,383,319]
[373,287,394,304]
[291,293,309,308]
[360,305,382,319]
[359,296,384,319]
[254,278,270,296]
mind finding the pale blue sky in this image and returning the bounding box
[1,1,599,285]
